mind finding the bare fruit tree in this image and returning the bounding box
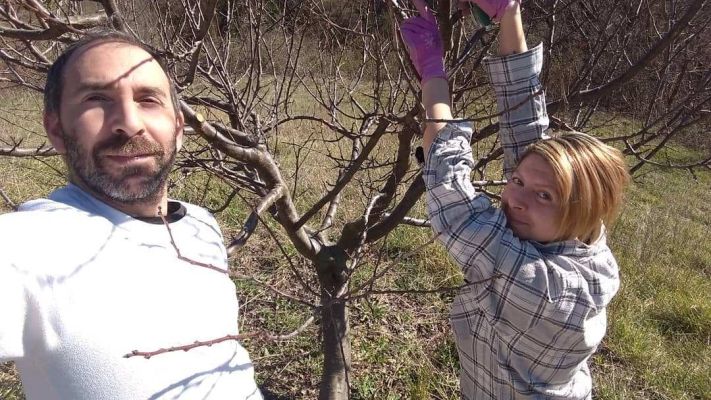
[1,0,709,399]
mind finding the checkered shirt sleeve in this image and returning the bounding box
[484,43,549,179]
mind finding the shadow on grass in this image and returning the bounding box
[651,309,710,341]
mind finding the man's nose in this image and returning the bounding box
[110,99,144,137]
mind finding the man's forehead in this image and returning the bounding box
[64,41,169,90]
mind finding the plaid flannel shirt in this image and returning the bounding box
[423,44,620,399]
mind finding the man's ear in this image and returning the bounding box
[43,112,66,154]
[175,111,184,152]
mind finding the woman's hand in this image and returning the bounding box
[400,0,446,84]
[459,0,518,22]
[400,1,452,156]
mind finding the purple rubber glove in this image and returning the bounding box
[400,0,446,84]
[460,0,517,22]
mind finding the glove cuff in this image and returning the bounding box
[419,59,446,84]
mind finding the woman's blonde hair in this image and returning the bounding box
[522,132,630,244]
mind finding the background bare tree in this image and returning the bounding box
[1,0,709,399]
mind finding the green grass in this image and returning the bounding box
[593,147,711,400]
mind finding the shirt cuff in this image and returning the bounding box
[483,43,544,88]
[424,122,473,164]
[423,122,473,187]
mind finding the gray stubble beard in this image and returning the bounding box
[62,130,177,205]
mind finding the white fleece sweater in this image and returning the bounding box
[0,184,261,399]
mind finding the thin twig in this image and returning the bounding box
[158,206,228,274]
[294,118,391,229]
[231,191,321,299]
[124,316,316,359]
[426,88,545,123]
[229,270,318,309]
[344,274,503,302]
[382,213,430,227]
[0,186,17,210]
[346,193,384,273]
[344,232,441,299]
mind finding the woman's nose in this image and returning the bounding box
[508,188,528,210]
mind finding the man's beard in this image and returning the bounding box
[62,130,177,205]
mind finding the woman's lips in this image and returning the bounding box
[508,216,529,226]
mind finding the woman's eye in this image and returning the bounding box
[537,191,552,201]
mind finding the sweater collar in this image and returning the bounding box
[48,184,185,226]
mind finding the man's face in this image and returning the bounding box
[45,41,183,204]
[501,153,562,243]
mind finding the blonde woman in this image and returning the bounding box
[400,0,630,398]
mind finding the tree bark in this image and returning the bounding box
[316,246,351,400]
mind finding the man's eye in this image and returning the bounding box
[85,95,108,102]
[511,177,523,185]
[139,97,160,104]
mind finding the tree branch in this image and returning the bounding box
[226,185,285,255]
[294,118,391,229]
[0,13,107,40]
[547,0,708,114]
[0,144,58,157]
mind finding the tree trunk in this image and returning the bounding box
[316,246,351,400]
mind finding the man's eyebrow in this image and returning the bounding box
[70,82,168,97]
[135,86,169,97]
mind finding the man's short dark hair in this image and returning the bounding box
[44,29,180,115]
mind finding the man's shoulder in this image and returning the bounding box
[17,196,75,213]
[0,195,107,245]
[1,197,73,225]
[0,199,77,271]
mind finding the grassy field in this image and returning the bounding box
[0,91,709,399]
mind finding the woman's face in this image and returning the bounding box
[501,153,563,243]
